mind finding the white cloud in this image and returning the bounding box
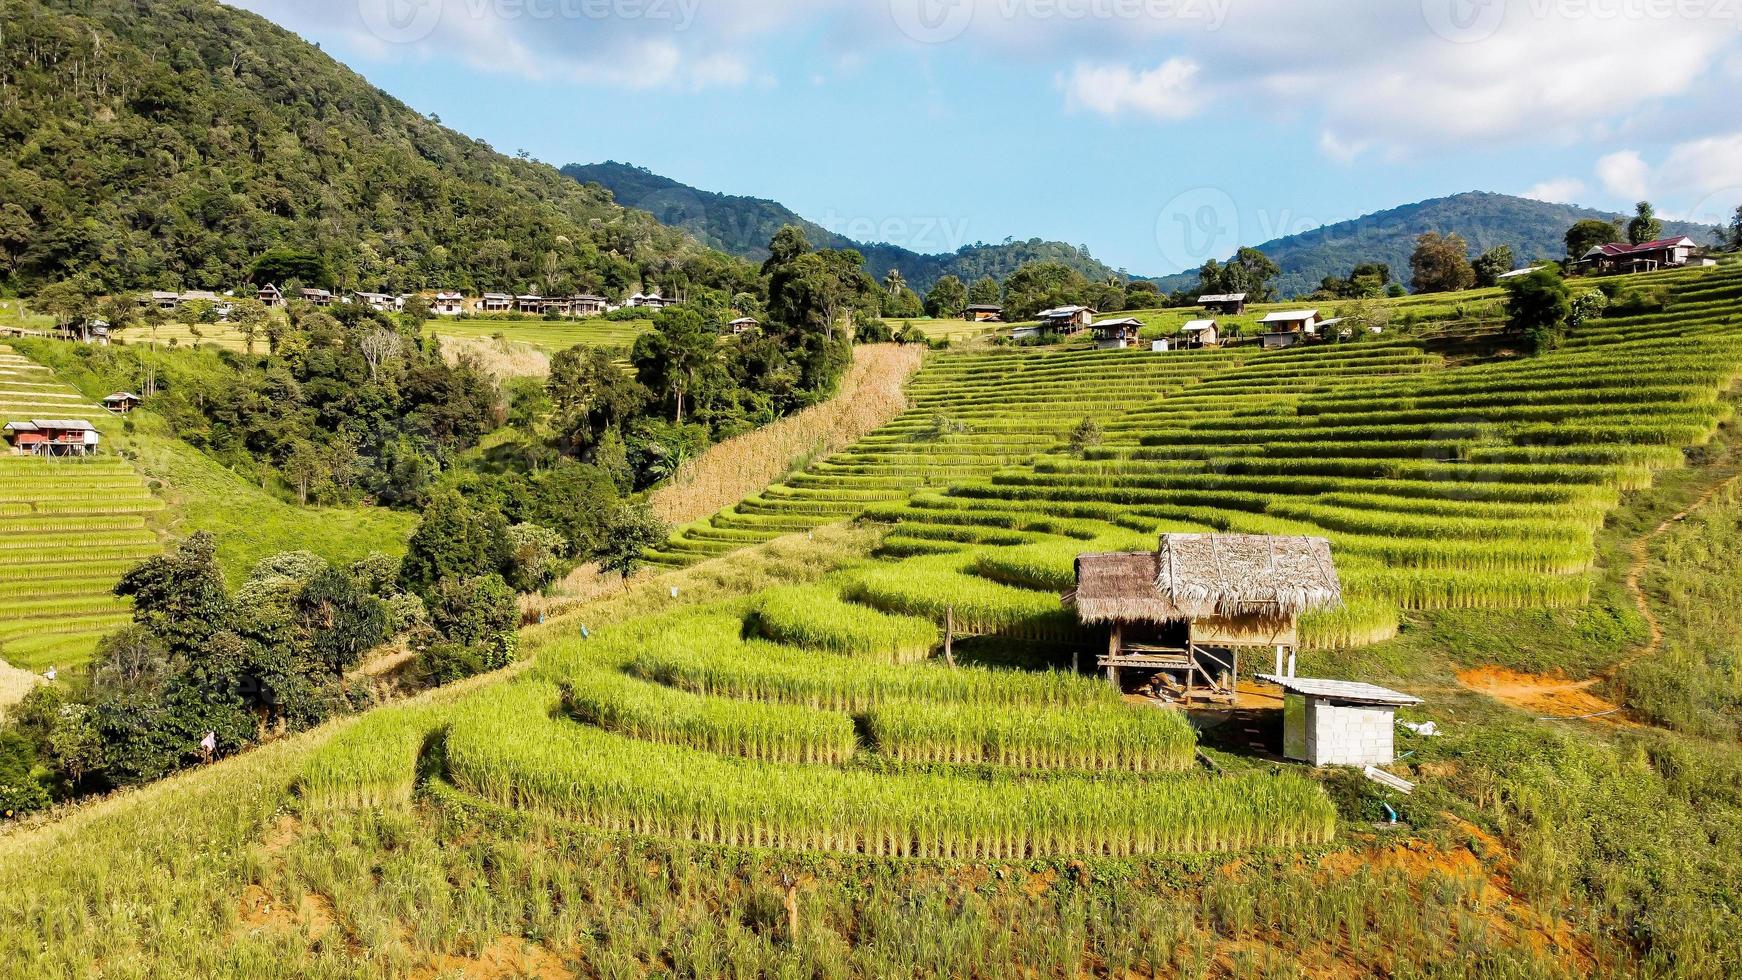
[1061,58,1202,121]
[1318,131,1374,165]
[1658,133,1742,197]
[1521,178,1587,205]
[1597,150,1652,199]
[231,0,777,91]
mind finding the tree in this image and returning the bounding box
[34,277,99,337]
[358,327,403,382]
[426,574,518,657]
[881,287,924,320]
[1722,206,1742,251]
[401,294,433,323]
[295,565,388,675]
[547,346,647,454]
[883,269,907,295]
[596,504,668,585]
[1471,246,1516,288]
[1001,262,1090,320]
[505,523,568,593]
[113,532,232,658]
[1566,219,1622,259]
[250,249,333,290]
[632,307,720,424]
[924,275,968,318]
[1504,267,1572,353]
[281,439,326,506]
[399,490,510,595]
[1197,249,1280,303]
[0,203,35,278]
[231,298,268,355]
[1627,201,1663,245]
[1410,232,1476,294]
[967,277,1001,306]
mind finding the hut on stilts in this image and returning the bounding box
[1064,534,1343,702]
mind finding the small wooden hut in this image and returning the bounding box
[1065,534,1342,702]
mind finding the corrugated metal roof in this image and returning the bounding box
[1259,676,1422,706]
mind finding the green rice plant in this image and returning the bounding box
[841,553,1084,640]
[298,701,454,811]
[563,663,858,765]
[862,699,1196,773]
[753,583,939,664]
[1298,598,1401,650]
[622,608,1110,712]
[1341,567,1591,610]
[444,679,1337,858]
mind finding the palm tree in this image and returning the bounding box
[884,269,907,296]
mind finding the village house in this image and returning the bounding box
[257,284,284,308]
[1198,293,1248,316]
[432,292,465,316]
[1066,533,1343,703]
[962,304,1004,323]
[179,290,220,305]
[1259,675,1423,768]
[1035,305,1096,334]
[148,291,181,311]
[1581,236,1701,273]
[626,292,673,310]
[299,288,335,307]
[1180,319,1220,348]
[516,294,550,316]
[102,392,142,414]
[4,419,101,457]
[480,293,513,314]
[728,317,760,336]
[1256,309,1322,349]
[572,295,610,317]
[1091,317,1144,350]
[351,292,403,313]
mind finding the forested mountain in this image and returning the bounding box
[1152,191,1719,298]
[565,162,1123,292]
[0,0,747,297]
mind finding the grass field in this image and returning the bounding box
[425,315,654,354]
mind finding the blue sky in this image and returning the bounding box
[233,0,1742,276]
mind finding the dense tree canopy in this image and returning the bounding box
[0,0,748,296]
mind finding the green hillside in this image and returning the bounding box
[566,161,1124,291]
[0,1,731,295]
[1153,191,1719,298]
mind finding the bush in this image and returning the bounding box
[427,575,519,653]
[407,643,501,688]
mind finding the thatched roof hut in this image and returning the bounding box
[1068,534,1342,625]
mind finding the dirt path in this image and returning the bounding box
[1460,469,1742,722]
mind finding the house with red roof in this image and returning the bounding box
[1580,236,1701,274]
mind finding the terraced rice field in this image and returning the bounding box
[653,262,1742,647]
[0,346,161,672]
[287,264,1742,867]
[305,596,1335,859]
[112,322,255,353]
[426,316,654,354]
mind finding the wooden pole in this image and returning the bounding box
[783,874,800,947]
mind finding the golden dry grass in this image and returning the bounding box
[650,343,925,526]
[434,333,552,380]
[0,658,39,717]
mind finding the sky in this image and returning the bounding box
[230,0,1742,276]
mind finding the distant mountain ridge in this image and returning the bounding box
[1153,192,1720,298]
[564,162,1122,293]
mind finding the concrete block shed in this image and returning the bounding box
[1259,676,1423,767]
